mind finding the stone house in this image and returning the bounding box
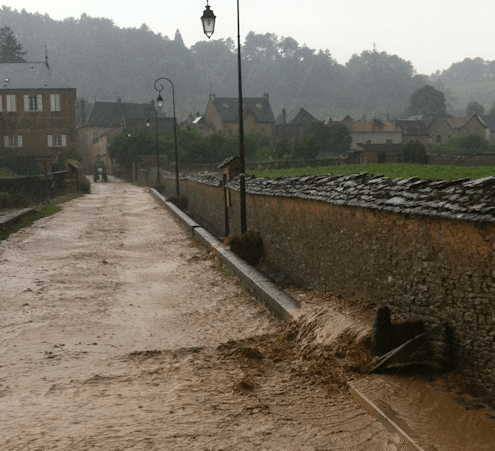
[204,94,275,138]
[337,118,403,151]
[78,98,174,173]
[426,118,454,145]
[393,120,430,146]
[427,115,488,146]
[275,107,319,144]
[0,61,77,173]
[480,115,495,144]
[447,115,489,140]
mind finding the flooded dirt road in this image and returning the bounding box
[0,179,403,450]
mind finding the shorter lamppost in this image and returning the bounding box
[153,77,179,196]
[145,106,160,185]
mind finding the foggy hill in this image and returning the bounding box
[2,6,494,119]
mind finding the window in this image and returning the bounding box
[24,94,43,112]
[3,136,23,147]
[47,135,66,147]
[6,94,16,112]
[436,135,442,143]
[50,94,60,112]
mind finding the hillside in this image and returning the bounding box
[1,6,494,120]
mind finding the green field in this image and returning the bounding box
[251,164,495,181]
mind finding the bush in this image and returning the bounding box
[167,195,187,210]
[80,177,91,194]
[403,140,428,164]
[224,230,263,266]
[0,192,13,208]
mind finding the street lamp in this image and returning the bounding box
[145,106,160,185]
[201,1,216,38]
[153,77,179,197]
[201,0,247,234]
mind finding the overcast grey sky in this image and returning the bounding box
[2,0,494,75]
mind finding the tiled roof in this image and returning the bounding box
[212,96,275,124]
[447,115,486,130]
[393,120,429,136]
[350,121,402,133]
[289,108,319,126]
[0,62,74,90]
[82,101,156,128]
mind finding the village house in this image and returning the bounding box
[427,115,489,146]
[204,93,275,138]
[480,115,495,145]
[447,115,489,140]
[393,120,430,145]
[0,60,77,173]
[335,117,403,150]
[275,107,319,144]
[78,98,174,173]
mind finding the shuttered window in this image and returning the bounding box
[3,136,23,147]
[50,94,60,112]
[47,135,66,147]
[6,95,16,112]
[24,94,43,112]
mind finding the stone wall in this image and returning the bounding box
[161,172,495,395]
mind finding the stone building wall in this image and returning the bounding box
[162,172,495,395]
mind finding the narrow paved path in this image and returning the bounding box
[0,179,400,450]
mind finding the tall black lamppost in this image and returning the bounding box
[153,77,179,197]
[145,106,160,185]
[201,0,247,234]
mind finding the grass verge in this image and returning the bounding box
[251,163,495,181]
[0,194,82,241]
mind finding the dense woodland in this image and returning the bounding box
[3,6,495,121]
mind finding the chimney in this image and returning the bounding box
[116,96,121,104]
[80,99,86,125]
[282,108,286,125]
[264,93,269,103]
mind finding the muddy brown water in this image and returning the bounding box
[0,178,493,450]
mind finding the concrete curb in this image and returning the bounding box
[0,208,37,229]
[150,188,301,321]
[150,187,430,449]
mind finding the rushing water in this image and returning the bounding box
[351,372,495,451]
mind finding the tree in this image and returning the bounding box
[465,101,485,116]
[403,140,428,164]
[293,133,319,160]
[0,26,26,62]
[327,123,352,155]
[450,134,489,154]
[406,85,446,118]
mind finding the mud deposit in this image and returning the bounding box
[0,180,402,450]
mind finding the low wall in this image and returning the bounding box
[161,172,495,397]
[429,153,495,167]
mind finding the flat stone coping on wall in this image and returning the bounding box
[177,171,495,223]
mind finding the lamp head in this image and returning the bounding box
[156,94,164,110]
[201,1,216,39]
